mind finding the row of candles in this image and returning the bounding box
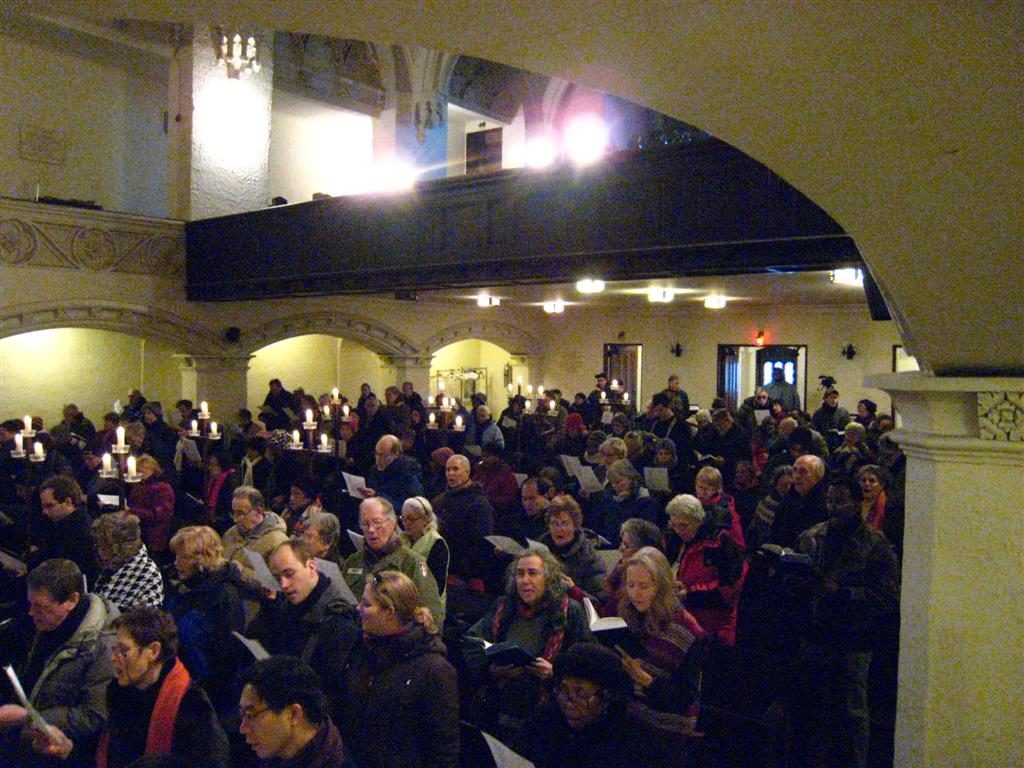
[12,414,144,487]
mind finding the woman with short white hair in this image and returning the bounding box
[400,496,450,610]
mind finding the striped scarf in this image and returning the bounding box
[489,595,569,663]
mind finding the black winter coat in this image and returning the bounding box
[433,482,494,582]
[338,625,460,768]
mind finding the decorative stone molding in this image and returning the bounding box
[421,320,543,358]
[0,301,223,355]
[241,311,420,358]
[0,199,184,276]
[977,391,1024,441]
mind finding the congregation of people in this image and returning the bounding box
[0,371,905,768]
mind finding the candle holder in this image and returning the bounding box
[10,449,26,459]
[29,449,47,463]
[10,438,26,459]
[427,415,438,430]
[317,439,333,454]
[111,444,130,455]
[302,420,318,431]
[207,432,222,441]
[124,472,142,484]
[287,442,304,451]
[20,429,36,439]
[99,468,119,479]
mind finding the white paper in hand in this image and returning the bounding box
[0,550,28,574]
[482,730,535,768]
[232,632,270,660]
[513,473,528,488]
[559,455,583,476]
[347,530,365,551]
[643,466,671,492]
[97,494,121,508]
[244,549,279,593]
[342,472,367,497]
[575,466,604,494]
[4,665,50,731]
[485,535,525,556]
[315,559,358,605]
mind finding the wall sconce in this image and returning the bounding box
[755,330,765,347]
[841,344,857,359]
[217,31,260,78]
[670,342,683,357]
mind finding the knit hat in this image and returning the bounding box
[431,446,455,466]
[553,642,632,697]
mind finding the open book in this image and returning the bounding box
[582,597,643,656]
[759,543,814,570]
[468,637,538,667]
[485,536,549,557]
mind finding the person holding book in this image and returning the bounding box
[538,494,608,603]
[338,570,459,768]
[466,548,592,736]
[617,547,706,741]
[588,459,656,546]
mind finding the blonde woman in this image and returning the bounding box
[340,570,460,768]
[617,546,705,735]
[165,525,245,712]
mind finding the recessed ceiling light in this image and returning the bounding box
[565,114,609,166]
[476,294,500,307]
[543,299,565,314]
[704,295,727,309]
[830,268,864,287]
[576,278,605,294]
[648,288,674,303]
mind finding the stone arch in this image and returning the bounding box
[240,310,420,358]
[0,300,220,354]
[420,320,543,358]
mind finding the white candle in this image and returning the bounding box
[116,426,126,447]
[332,387,340,400]
[323,406,331,419]
[600,391,607,402]
[200,401,210,417]
[439,380,446,392]
[127,455,136,477]
[611,379,619,389]
[623,392,630,404]
[34,442,44,459]
[442,397,450,409]
[455,415,463,428]
[14,433,23,452]
[527,384,534,396]
[342,404,350,418]
[549,400,556,412]
[306,409,314,424]
[292,430,301,446]
[102,453,112,472]
[320,434,328,450]
[190,419,198,434]
[538,386,545,396]
[428,413,436,425]
[507,383,513,394]
[209,421,219,437]
[517,375,523,385]
[23,415,32,433]
[525,399,532,411]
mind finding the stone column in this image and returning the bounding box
[190,26,274,218]
[385,355,434,400]
[182,354,254,416]
[863,372,1024,768]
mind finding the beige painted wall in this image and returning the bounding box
[534,303,904,414]
[246,333,386,414]
[0,17,168,216]
[429,338,515,402]
[0,328,182,427]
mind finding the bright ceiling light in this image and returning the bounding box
[648,288,674,303]
[830,268,864,287]
[704,294,727,309]
[524,136,557,168]
[543,299,565,314]
[476,294,500,307]
[575,278,605,294]
[565,114,608,166]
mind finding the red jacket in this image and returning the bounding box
[472,460,520,511]
[129,478,176,553]
[676,524,747,645]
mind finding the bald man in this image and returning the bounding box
[770,454,829,549]
[362,434,424,509]
[432,454,493,589]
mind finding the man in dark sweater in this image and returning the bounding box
[28,476,100,586]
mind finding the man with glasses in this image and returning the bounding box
[343,497,444,626]
[238,656,346,766]
[221,486,288,582]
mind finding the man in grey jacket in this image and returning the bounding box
[0,558,118,767]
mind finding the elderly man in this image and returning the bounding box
[433,454,494,592]
[51,404,97,446]
[362,434,424,509]
[0,559,117,768]
[221,486,289,580]
[343,497,444,625]
[737,387,774,433]
[770,454,829,549]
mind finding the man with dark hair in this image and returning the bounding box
[240,436,271,495]
[659,374,691,418]
[584,372,609,428]
[765,367,801,414]
[706,409,753,489]
[250,541,359,714]
[648,392,695,463]
[28,476,100,584]
[121,390,147,424]
[239,656,346,766]
[52,404,97,446]
[0,559,117,768]
[812,388,852,451]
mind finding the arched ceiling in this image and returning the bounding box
[14,0,1023,375]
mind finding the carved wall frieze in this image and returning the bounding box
[977,392,1024,441]
[0,199,185,276]
[421,320,543,357]
[241,311,420,357]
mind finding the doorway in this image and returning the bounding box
[717,344,807,411]
[603,343,642,405]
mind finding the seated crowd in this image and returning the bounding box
[0,373,904,768]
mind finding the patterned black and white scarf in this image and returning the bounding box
[94,544,164,610]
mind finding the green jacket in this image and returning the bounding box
[345,541,445,626]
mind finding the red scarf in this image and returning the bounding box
[205,468,235,512]
[96,658,191,767]
[489,595,569,662]
[865,490,887,532]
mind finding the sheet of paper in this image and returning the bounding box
[643,466,671,492]
[524,539,550,555]
[0,550,27,574]
[231,632,270,660]
[513,473,528,487]
[559,454,583,476]
[600,409,614,424]
[500,415,518,429]
[4,665,50,731]
[314,558,357,605]
[243,549,279,593]
[97,494,121,508]
[754,409,770,425]
[485,535,524,556]
[482,731,536,768]
[347,529,365,551]
[575,465,604,493]
[342,472,367,497]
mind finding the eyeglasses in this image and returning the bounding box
[555,684,601,707]
[239,706,272,725]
